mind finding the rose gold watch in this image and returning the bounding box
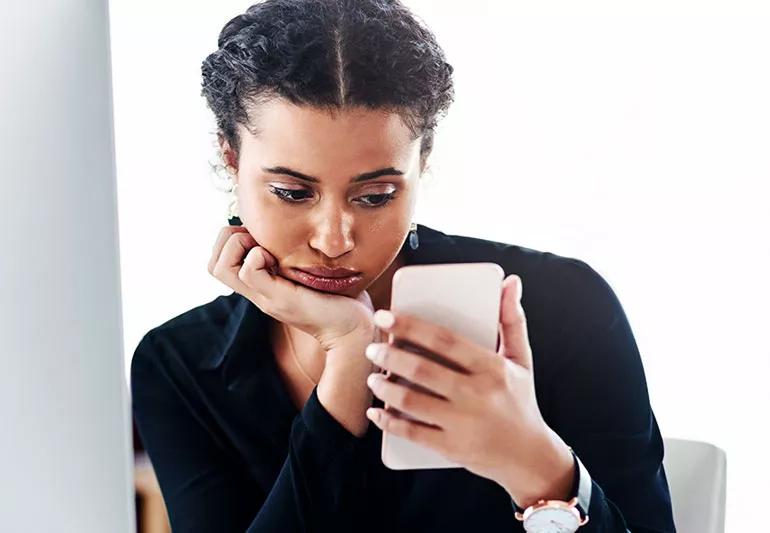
[512,447,591,533]
[514,497,589,532]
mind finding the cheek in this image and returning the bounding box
[238,185,276,213]
[238,187,299,235]
[364,195,413,233]
[237,208,287,258]
[361,222,409,262]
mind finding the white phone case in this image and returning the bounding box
[381,262,505,470]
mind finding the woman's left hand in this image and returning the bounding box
[364,274,575,507]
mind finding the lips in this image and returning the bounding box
[289,268,363,292]
[294,266,362,278]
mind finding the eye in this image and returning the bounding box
[269,186,397,209]
[357,192,397,208]
[268,186,313,202]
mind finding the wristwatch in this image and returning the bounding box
[512,447,591,533]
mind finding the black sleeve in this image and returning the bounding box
[131,332,374,532]
[541,260,677,533]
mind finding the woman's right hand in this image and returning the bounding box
[207,226,376,352]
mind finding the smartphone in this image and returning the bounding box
[380,262,505,470]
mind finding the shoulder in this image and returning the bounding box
[442,229,621,326]
[130,291,251,389]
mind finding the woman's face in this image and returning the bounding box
[224,98,423,300]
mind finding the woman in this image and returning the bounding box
[131,1,676,532]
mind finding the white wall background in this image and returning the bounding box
[110,1,770,531]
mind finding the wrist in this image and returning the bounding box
[321,325,376,375]
[318,336,377,438]
[502,425,576,509]
[323,322,376,353]
[316,374,373,438]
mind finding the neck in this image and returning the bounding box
[272,318,326,383]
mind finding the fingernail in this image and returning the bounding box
[373,309,395,329]
[365,343,386,362]
[366,408,379,421]
[367,373,382,387]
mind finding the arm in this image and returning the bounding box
[538,261,676,532]
[131,333,376,533]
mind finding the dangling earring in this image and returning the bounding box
[226,166,241,225]
[408,221,419,250]
[227,182,239,219]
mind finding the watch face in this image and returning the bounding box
[524,507,580,533]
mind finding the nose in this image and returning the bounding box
[308,209,355,259]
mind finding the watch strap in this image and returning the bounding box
[511,446,591,520]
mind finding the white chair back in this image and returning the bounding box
[662,438,727,533]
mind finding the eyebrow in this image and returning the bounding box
[261,165,404,183]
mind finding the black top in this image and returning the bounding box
[131,223,676,533]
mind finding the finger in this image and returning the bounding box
[213,233,309,325]
[211,232,260,295]
[365,342,462,400]
[366,406,447,455]
[376,310,492,374]
[208,226,251,276]
[497,274,533,370]
[239,244,296,302]
[367,373,448,426]
[243,243,278,275]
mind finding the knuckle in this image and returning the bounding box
[237,231,256,246]
[237,267,252,286]
[225,231,244,248]
[444,370,459,393]
[224,225,245,236]
[400,419,414,439]
[490,354,506,373]
[223,228,241,244]
[272,299,289,316]
[401,419,417,440]
[459,377,479,398]
[431,327,457,354]
[241,253,255,271]
[411,358,432,384]
[396,316,412,338]
[490,372,506,391]
[397,387,414,410]
[381,413,393,432]
[488,360,507,389]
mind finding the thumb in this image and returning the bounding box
[497,274,533,370]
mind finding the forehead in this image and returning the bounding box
[238,99,420,174]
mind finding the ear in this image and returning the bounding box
[218,134,239,179]
[418,148,430,177]
[420,158,431,177]
[418,135,432,176]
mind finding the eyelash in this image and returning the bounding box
[268,186,397,209]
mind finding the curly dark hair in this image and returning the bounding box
[200,0,455,170]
